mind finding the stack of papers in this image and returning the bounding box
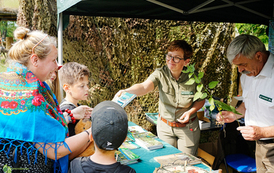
[132,131,163,150]
[128,125,163,150]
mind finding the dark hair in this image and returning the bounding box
[167,40,193,59]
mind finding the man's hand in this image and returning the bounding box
[237,126,262,141]
[216,111,237,124]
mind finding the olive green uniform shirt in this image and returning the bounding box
[148,65,198,122]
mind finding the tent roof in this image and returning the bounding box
[57,0,274,25]
[0,0,19,21]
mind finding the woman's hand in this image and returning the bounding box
[113,89,125,100]
[177,111,191,123]
[216,111,236,124]
[72,105,93,120]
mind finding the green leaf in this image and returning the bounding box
[208,81,219,89]
[214,100,242,115]
[189,64,195,72]
[3,165,7,172]
[193,91,203,102]
[229,105,242,115]
[182,68,189,73]
[210,105,215,111]
[185,78,195,85]
[3,165,12,173]
[196,84,203,92]
[198,72,204,79]
[208,97,214,106]
[194,75,201,83]
[201,92,207,99]
[188,72,193,78]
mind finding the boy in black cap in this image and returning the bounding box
[68,101,136,173]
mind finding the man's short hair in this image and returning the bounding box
[227,34,266,64]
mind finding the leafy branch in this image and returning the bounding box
[183,64,241,115]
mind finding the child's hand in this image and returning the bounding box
[72,105,93,120]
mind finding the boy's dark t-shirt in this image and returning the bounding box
[69,157,136,173]
[60,99,80,136]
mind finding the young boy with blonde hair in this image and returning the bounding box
[59,62,92,136]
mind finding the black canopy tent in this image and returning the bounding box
[56,0,274,63]
[58,0,273,25]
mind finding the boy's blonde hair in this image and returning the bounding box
[59,62,90,87]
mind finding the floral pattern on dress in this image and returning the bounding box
[0,62,68,135]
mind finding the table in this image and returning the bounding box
[127,121,210,173]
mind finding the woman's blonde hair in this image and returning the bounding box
[8,27,56,66]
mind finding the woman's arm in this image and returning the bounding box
[68,131,92,160]
[114,79,154,98]
[178,100,205,123]
[35,128,91,160]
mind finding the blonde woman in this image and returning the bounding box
[0,27,92,173]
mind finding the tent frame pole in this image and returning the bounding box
[58,12,64,99]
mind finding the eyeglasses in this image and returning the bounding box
[165,54,184,63]
[32,34,48,55]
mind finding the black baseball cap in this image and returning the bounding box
[91,101,128,150]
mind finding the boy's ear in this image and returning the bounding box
[63,83,70,92]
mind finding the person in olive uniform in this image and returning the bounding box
[114,40,205,155]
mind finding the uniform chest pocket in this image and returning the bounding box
[179,94,194,108]
[162,85,174,96]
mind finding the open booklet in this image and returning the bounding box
[112,92,136,108]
